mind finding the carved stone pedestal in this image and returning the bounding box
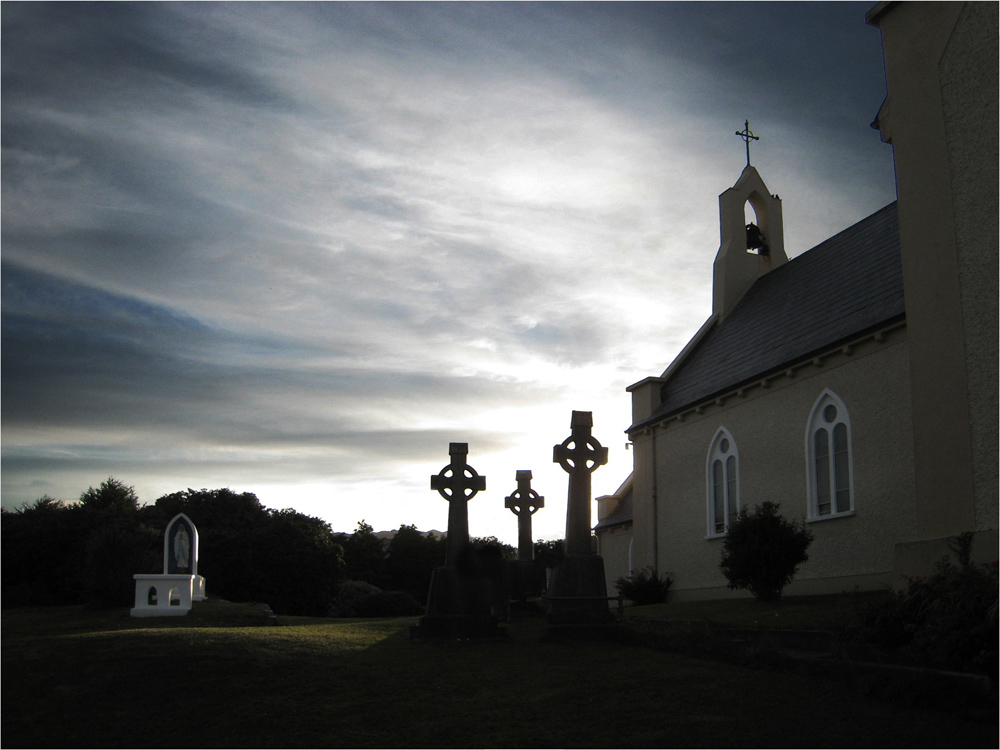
[544,412,617,638]
[410,566,506,641]
[545,554,615,625]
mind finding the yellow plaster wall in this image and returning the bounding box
[596,524,633,597]
[633,332,915,596]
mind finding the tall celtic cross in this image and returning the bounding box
[505,470,544,562]
[553,411,608,555]
[430,442,486,566]
[736,119,759,167]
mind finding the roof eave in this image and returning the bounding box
[627,313,906,433]
[865,1,896,26]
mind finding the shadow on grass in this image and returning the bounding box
[3,602,997,749]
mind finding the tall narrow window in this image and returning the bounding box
[806,391,854,519]
[707,428,740,536]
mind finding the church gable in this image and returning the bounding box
[631,202,903,430]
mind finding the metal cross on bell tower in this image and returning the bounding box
[736,119,759,166]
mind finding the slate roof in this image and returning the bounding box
[633,202,903,430]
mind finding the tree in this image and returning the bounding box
[255,508,344,616]
[339,520,388,588]
[2,497,86,605]
[78,477,140,513]
[83,521,160,606]
[385,524,446,602]
[470,536,516,562]
[150,487,268,529]
[3,483,347,615]
[3,486,157,607]
[149,489,345,615]
[719,502,813,602]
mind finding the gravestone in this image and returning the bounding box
[131,513,207,618]
[505,470,543,563]
[505,470,544,600]
[411,443,505,640]
[546,411,615,629]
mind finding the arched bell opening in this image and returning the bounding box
[744,195,770,256]
[147,586,158,606]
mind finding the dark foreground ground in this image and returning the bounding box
[3,600,997,748]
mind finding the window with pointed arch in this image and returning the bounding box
[806,390,855,520]
[706,428,740,537]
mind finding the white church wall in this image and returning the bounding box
[596,524,633,597]
[871,1,997,550]
[940,3,999,534]
[634,328,915,600]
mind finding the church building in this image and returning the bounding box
[600,1,997,600]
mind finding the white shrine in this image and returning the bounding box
[130,513,207,617]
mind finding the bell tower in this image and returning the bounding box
[712,126,787,320]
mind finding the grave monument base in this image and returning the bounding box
[545,553,616,626]
[410,566,507,641]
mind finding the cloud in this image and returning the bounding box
[1,3,896,541]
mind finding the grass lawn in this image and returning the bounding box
[3,600,996,749]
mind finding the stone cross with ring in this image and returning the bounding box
[553,411,608,555]
[431,442,486,565]
[505,470,544,562]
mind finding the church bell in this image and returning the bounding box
[746,222,769,255]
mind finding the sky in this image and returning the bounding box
[1,2,897,545]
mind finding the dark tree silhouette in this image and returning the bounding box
[79,477,140,513]
[336,520,389,589]
[2,482,346,615]
[385,524,446,602]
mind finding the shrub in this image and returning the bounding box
[331,580,424,618]
[353,590,424,618]
[614,566,673,605]
[856,533,998,676]
[83,522,160,606]
[331,580,382,617]
[719,501,813,602]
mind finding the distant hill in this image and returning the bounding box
[372,529,446,542]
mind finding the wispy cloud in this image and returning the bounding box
[2,2,895,540]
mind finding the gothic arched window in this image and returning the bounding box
[806,390,855,519]
[707,428,740,536]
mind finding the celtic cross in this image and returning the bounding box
[431,442,486,565]
[505,470,544,562]
[735,119,759,167]
[553,411,608,555]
